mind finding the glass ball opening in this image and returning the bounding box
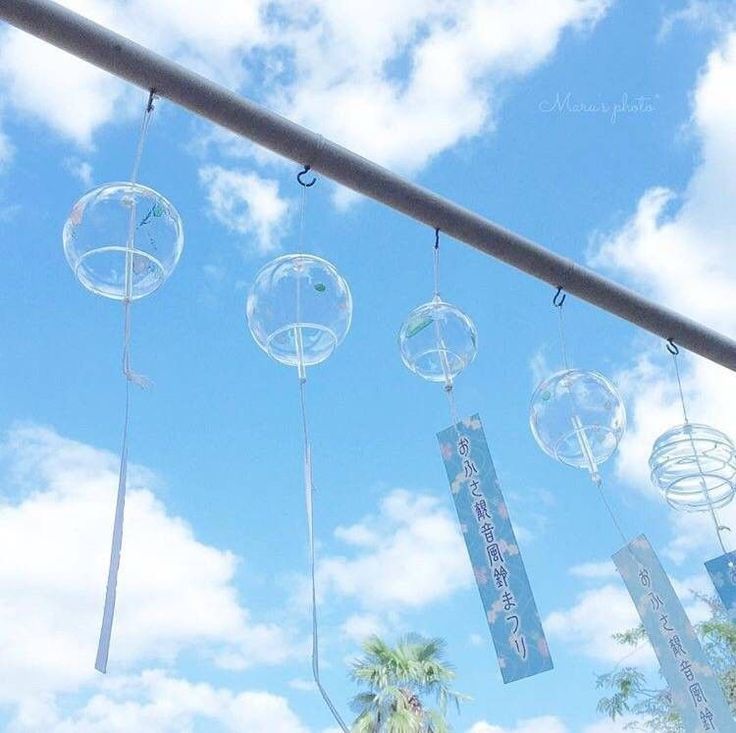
[649,423,736,512]
[529,369,626,471]
[246,254,352,369]
[63,182,184,300]
[398,298,478,383]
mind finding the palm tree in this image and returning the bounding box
[349,634,469,733]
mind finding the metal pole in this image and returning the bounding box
[2,0,735,371]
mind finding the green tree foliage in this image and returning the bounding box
[349,634,470,733]
[596,596,736,731]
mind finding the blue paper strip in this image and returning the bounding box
[613,535,734,732]
[706,551,736,622]
[437,414,553,683]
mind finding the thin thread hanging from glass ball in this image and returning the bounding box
[649,423,736,513]
[529,369,626,474]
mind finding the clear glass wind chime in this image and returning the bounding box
[649,341,736,579]
[398,228,477,405]
[529,289,628,541]
[246,165,351,732]
[406,234,554,684]
[62,91,184,673]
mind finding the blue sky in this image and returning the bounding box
[1,1,736,731]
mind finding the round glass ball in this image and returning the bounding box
[649,423,736,512]
[246,253,352,369]
[529,369,626,471]
[63,182,184,300]
[398,298,478,383]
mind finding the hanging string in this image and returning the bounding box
[667,339,729,556]
[298,379,350,733]
[294,166,350,733]
[553,287,570,371]
[96,89,156,674]
[433,227,441,300]
[431,228,461,426]
[594,478,630,547]
[553,288,631,548]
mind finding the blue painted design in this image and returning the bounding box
[706,551,736,622]
[613,535,734,732]
[437,414,553,684]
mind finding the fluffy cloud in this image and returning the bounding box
[546,561,712,666]
[468,717,568,733]
[0,0,268,145]
[339,613,388,644]
[319,489,471,610]
[0,121,13,170]
[0,424,294,713]
[64,158,94,187]
[11,670,310,733]
[467,717,639,733]
[569,560,617,579]
[199,166,290,255]
[545,583,652,666]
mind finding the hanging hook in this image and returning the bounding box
[553,286,566,308]
[297,164,316,188]
[434,227,440,250]
[666,338,679,356]
[146,89,156,113]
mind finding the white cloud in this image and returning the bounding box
[545,568,712,667]
[0,122,13,171]
[0,0,269,146]
[0,424,294,711]
[319,489,471,610]
[467,715,641,733]
[199,165,290,255]
[64,158,94,187]
[339,612,388,644]
[467,716,568,733]
[569,560,617,579]
[582,718,641,733]
[10,670,310,733]
[659,0,736,41]
[545,583,653,666]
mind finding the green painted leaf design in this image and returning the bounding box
[406,316,433,338]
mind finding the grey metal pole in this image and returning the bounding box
[2,0,735,371]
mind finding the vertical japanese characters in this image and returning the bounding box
[438,414,553,684]
[614,536,734,732]
[459,434,527,663]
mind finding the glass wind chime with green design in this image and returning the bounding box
[399,229,553,684]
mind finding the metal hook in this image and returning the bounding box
[666,338,679,356]
[297,164,316,188]
[146,89,156,113]
[434,227,440,250]
[553,286,566,308]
